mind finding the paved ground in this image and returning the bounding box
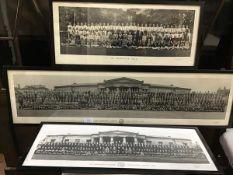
[32,154,209,164]
[60,46,191,57]
[17,109,225,120]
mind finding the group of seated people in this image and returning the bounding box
[34,141,204,158]
[63,22,192,49]
[16,90,228,112]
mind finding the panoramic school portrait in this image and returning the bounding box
[23,124,217,171]
[7,69,233,125]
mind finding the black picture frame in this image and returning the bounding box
[49,0,204,67]
[5,66,233,127]
[21,122,221,174]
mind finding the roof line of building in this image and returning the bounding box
[45,131,191,141]
[53,77,190,90]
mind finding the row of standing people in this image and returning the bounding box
[16,91,227,112]
[35,142,201,157]
[65,23,192,48]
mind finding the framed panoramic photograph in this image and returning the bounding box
[51,1,202,66]
[6,68,233,126]
[23,124,218,172]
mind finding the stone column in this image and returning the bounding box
[91,137,94,143]
[134,137,138,144]
[123,137,126,144]
[61,136,66,143]
[110,137,114,144]
[99,137,103,143]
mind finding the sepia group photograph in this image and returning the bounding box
[23,124,217,171]
[7,69,233,125]
[52,1,201,66]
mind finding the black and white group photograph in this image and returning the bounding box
[7,70,233,125]
[23,124,217,171]
[52,2,201,66]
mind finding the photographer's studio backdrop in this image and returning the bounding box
[0,0,233,175]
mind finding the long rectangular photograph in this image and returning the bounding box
[7,69,233,125]
[52,1,201,66]
[23,124,217,171]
